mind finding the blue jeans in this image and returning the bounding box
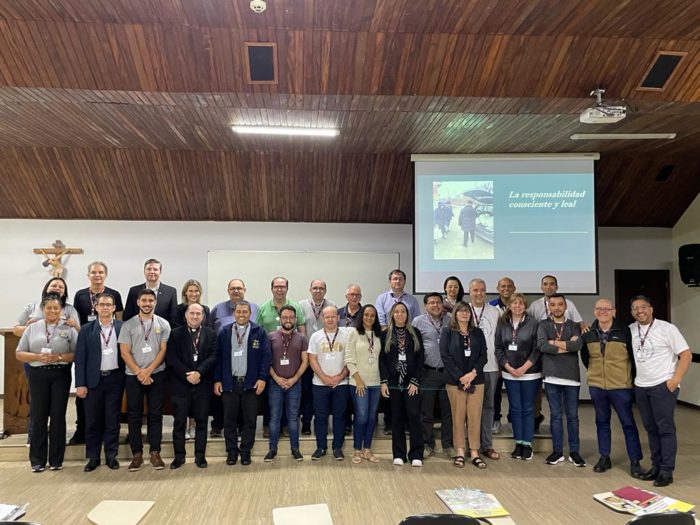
[504,378,541,444]
[589,386,642,460]
[544,382,580,453]
[350,386,381,450]
[268,381,302,451]
[312,384,348,450]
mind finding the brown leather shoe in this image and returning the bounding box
[150,451,165,470]
[128,453,143,472]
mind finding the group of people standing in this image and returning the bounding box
[14,262,691,487]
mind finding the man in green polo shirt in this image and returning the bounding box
[255,277,306,335]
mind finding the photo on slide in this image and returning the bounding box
[433,181,494,260]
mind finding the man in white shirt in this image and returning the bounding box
[468,278,502,461]
[630,295,692,487]
[528,275,585,328]
[308,306,351,461]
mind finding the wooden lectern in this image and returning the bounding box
[1,328,29,436]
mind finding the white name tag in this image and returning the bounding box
[324,353,334,360]
[193,355,198,362]
[234,350,243,357]
[102,347,114,356]
[464,350,471,357]
[398,353,407,362]
[508,344,518,352]
[142,346,152,354]
[41,347,52,354]
[88,315,97,322]
[280,358,290,366]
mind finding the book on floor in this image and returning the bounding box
[435,487,509,518]
[594,487,694,516]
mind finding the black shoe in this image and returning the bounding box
[630,460,642,478]
[545,451,564,465]
[170,457,185,470]
[106,458,120,470]
[521,445,533,461]
[226,454,238,466]
[568,452,586,468]
[301,423,312,435]
[383,426,392,436]
[344,427,352,436]
[84,459,100,472]
[653,472,674,487]
[534,414,545,432]
[264,450,277,462]
[241,456,251,466]
[31,464,45,473]
[291,449,304,461]
[640,467,660,481]
[593,456,612,473]
[510,444,523,459]
[210,428,222,438]
[195,456,208,468]
[68,432,85,445]
[311,448,326,460]
[333,448,344,461]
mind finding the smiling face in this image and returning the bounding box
[455,306,471,326]
[144,263,161,285]
[185,284,201,305]
[272,278,288,302]
[88,264,107,287]
[310,280,327,303]
[509,297,526,317]
[548,296,566,319]
[541,276,558,297]
[345,286,362,308]
[594,299,615,324]
[47,279,66,296]
[280,309,296,332]
[496,278,515,301]
[468,280,486,306]
[95,296,116,322]
[43,299,62,323]
[444,279,460,300]
[234,303,251,325]
[389,272,405,294]
[362,306,377,331]
[391,304,408,327]
[322,306,339,332]
[227,280,246,302]
[185,303,204,329]
[631,299,653,325]
[425,295,443,317]
[137,294,156,316]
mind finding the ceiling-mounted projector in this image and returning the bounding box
[579,88,626,124]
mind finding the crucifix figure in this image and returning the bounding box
[33,240,83,278]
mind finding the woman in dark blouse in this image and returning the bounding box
[440,301,488,469]
[379,302,425,467]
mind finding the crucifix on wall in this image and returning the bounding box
[33,240,83,278]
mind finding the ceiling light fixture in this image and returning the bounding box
[570,133,676,140]
[232,126,339,137]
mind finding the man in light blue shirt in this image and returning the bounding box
[375,269,421,328]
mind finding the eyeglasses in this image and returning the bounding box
[311,287,326,292]
[631,305,651,312]
[229,287,244,291]
[96,303,114,308]
[594,307,614,312]
[347,293,361,297]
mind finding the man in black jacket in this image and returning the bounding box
[166,303,217,469]
[123,258,178,324]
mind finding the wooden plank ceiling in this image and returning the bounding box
[0,0,699,226]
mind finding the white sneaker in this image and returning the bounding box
[411,459,423,467]
[392,458,404,466]
[492,420,502,434]
[184,430,192,440]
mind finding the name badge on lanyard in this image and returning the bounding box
[88,315,97,322]
[234,350,243,357]
[398,353,407,362]
[508,343,518,352]
[41,347,52,354]
[142,346,152,354]
[464,349,471,357]
[280,357,290,366]
[102,347,114,356]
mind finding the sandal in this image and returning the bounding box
[362,449,380,463]
[352,451,363,464]
[453,455,465,468]
[483,448,500,460]
[471,456,488,469]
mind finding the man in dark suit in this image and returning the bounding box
[123,258,178,324]
[75,292,125,472]
[166,303,217,469]
[214,301,271,466]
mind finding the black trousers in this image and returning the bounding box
[390,386,424,462]
[210,392,223,431]
[125,371,165,454]
[420,367,453,449]
[636,383,679,474]
[84,370,125,461]
[222,380,258,457]
[28,366,71,467]
[74,396,86,436]
[172,386,211,459]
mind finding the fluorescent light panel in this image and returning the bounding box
[232,125,339,137]
[570,133,676,140]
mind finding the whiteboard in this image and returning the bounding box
[207,251,400,309]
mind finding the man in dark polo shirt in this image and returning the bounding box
[265,305,309,462]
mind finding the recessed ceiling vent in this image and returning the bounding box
[244,42,278,84]
[638,51,686,91]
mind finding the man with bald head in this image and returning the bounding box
[581,298,642,478]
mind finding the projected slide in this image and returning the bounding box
[414,155,598,294]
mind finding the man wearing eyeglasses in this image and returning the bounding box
[337,284,363,328]
[581,298,642,478]
[629,295,691,487]
[211,279,260,336]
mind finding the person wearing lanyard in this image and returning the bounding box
[16,292,78,472]
[166,303,217,469]
[630,295,692,487]
[536,294,585,468]
[494,293,541,461]
[442,276,465,314]
[215,301,271,466]
[467,278,502,462]
[72,261,124,446]
[488,276,516,436]
[337,284,363,328]
[308,305,352,461]
[345,304,383,464]
[380,302,425,467]
[581,298,642,477]
[118,289,171,472]
[375,269,421,329]
[412,292,455,459]
[265,305,309,462]
[440,301,488,469]
[75,293,125,472]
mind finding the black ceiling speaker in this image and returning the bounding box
[679,244,700,287]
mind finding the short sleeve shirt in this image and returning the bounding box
[269,331,308,378]
[307,327,350,386]
[630,319,689,387]
[17,320,78,367]
[117,315,171,375]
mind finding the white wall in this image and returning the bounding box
[672,194,700,406]
[0,220,679,396]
